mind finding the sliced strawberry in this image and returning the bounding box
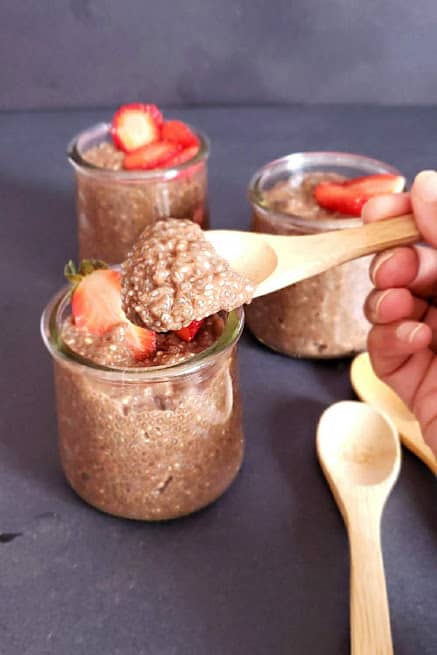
[125,323,157,359]
[314,174,405,216]
[161,120,199,148]
[175,319,205,342]
[66,261,156,358]
[164,144,200,168]
[71,268,123,335]
[111,103,163,153]
[123,141,180,170]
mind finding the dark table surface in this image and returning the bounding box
[1,106,436,655]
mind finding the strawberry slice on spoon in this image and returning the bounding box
[314,174,405,216]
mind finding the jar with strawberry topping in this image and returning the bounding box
[68,105,209,264]
[246,152,405,358]
[41,270,245,521]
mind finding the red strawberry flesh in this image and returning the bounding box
[314,174,405,216]
[124,323,157,360]
[123,141,180,171]
[175,319,205,342]
[71,266,156,357]
[164,144,200,168]
[112,103,163,153]
[161,120,200,148]
[72,268,123,335]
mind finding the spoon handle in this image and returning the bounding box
[349,512,393,655]
[260,213,420,294]
[329,213,419,263]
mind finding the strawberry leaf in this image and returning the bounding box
[64,259,109,295]
[78,259,108,276]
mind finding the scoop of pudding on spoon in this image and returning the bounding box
[120,213,419,332]
[121,219,255,332]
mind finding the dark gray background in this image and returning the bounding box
[2,0,437,110]
[1,2,437,654]
[1,106,436,654]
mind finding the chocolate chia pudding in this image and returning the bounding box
[61,312,226,368]
[246,152,404,358]
[41,274,245,521]
[68,122,209,264]
[260,171,345,219]
[121,219,255,331]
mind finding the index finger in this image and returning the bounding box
[411,170,437,249]
[363,193,437,297]
[362,192,411,222]
[369,245,437,300]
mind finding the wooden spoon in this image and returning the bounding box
[205,214,419,296]
[317,401,401,655]
[351,352,437,475]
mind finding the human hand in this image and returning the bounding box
[363,170,437,455]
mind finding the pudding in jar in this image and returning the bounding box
[246,152,405,358]
[68,103,209,264]
[41,220,254,520]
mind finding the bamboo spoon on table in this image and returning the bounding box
[351,352,437,475]
[317,401,401,655]
[205,214,419,296]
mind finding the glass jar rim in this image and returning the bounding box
[67,122,210,181]
[40,286,244,383]
[248,150,404,230]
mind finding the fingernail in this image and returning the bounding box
[414,170,437,202]
[373,289,391,320]
[396,322,425,343]
[370,250,396,284]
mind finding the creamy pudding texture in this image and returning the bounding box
[61,313,225,368]
[84,142,125,170]
[53,341,243,520]
[121,219,255,332]
[54,300,243,519]
[246,171,372,358]
[262,171,345,219]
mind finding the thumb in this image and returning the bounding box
[411,170,437,248]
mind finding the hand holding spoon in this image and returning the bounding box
[206,214,419,296]
[317,401,401,655]
[351,353,437,475]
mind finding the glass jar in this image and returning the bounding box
[41,288,244,521]
[68,123,210,264]
[246,152,404,358]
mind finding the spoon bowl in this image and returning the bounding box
[317,401,401,655]
[318,400,400,491]
[206,213,419,297]
[205,229,277,285]
[317,402,400,525]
